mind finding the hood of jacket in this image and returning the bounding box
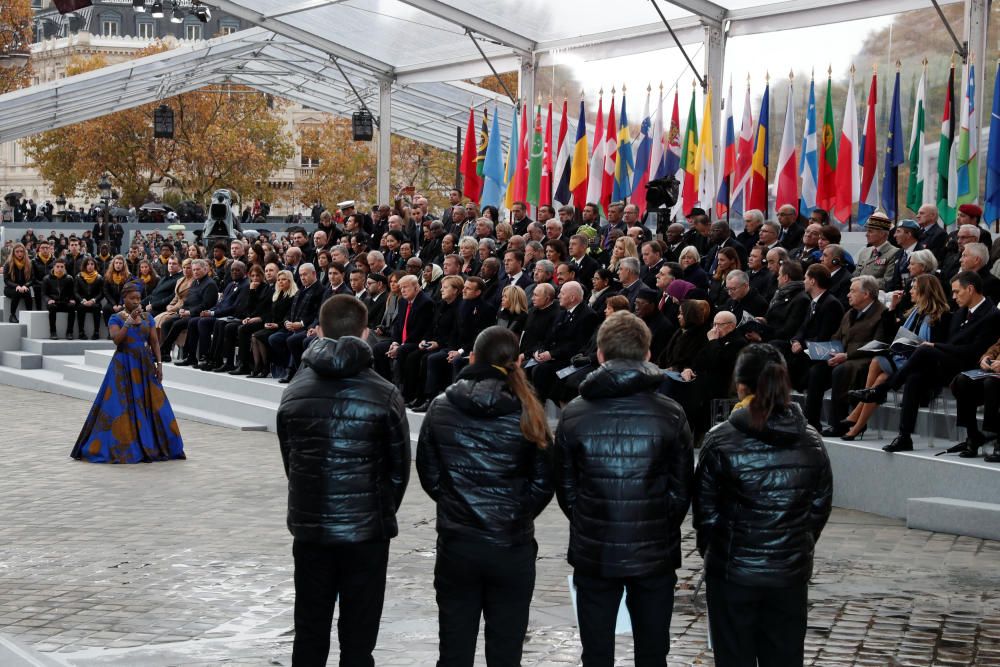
[301,335,372,378]
[728,401,809,448]
[446,363,520,417]
[771,280,805,303]
[579,359,664,400]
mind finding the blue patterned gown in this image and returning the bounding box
[71,313,185,463]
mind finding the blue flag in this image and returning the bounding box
[880,71,905,220]
[799,77,818,216]
[480,108,506,209]
[986,63,1000,222]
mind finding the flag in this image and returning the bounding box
[881,69,905,220]
[817,73,838,212]
[570,100,589,209]
[476,108,489,178]
[649,86,666,182]
[664,90,682,180]
[775,77,798,212]
[601,97,617,213]
[937,64,956,224]
[613,93,635,202]
[835,71,860,222]
[586,95,606,211]
[697,85,716,215]
[633,87,654,214]
[858,71,879,225]
[503,105,520,210]
[732,82,754,216]
[957,62,979,207]
[748,81,770,214]
[513,103,530,206]
[539,103,554,207]
[526,105,545,206]
[460,108,482,200]
[716,79,736,218]
[906,67,927,213]
[480,108,506,209]
[553,100,572,207]
[800,75,818,215]
[986,62,1000,222]
[680,86,699,215]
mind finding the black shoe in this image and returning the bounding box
[49,333,58,340]
[944,442,971,454]
[8,313,17,323]
[92,333,100,340]
[228,365,250,376]
[410,400,431,413]
[405,398,422,408]
[840,426,867,441]
[821,423,849,438]
[212,364,234,373]
[985,444,1000,463]
[65,332,74,340]
[278,369,296,384]
[882,435,913,453]
[849,386,889,405]
[173,357,196,367]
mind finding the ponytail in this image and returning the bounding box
[747,362,791,430]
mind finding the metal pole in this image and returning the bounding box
[455,126,463,193]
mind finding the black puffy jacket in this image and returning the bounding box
[693,402,832,587]
[555,360,694,577]
[276,336,410,544]
[416,364,553,546]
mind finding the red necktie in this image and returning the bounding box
[659,294,667,312]
[401,301,412,343]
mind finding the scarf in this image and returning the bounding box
[80,269,99,284]
[159,253,171,265]
[37,252,53,263]
[214,257,228,269]
[11,257,25,270]
[110,272,126,285]
[98,252,110,262]
[141,273,154,284]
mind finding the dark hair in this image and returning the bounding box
[734,343,791,430]
[820,226,841,244]
[805,263,832,289]
[779,260,804,282]
[680,299,708,327]
[464,276,484,294]
[595,267,615,283]
[811,208,830,224]
[328,261,346,275]
[213,241,228,251]
[546,239,568,262]
[504,249,525,265]
[472,326,551,449]
[319,294,368,339]
[952,270,984,293]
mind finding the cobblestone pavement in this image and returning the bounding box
[0,385,999,666]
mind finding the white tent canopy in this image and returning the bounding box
[0,0,977,201]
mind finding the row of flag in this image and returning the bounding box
[460,60,1000,226]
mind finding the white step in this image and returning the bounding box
[22,337,115,355]
[907,497,1000,541]
[1,350,41,370]
[0,323,26,351]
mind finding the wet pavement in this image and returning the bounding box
[0,384,998,665]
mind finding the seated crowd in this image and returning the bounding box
[3,194,1000,460]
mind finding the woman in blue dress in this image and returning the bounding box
[72,281,185,463]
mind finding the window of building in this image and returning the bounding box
[137,21,155,39]
[184,23,202,40]
[31,0,42,7]
[101,12,122,37]
[300,155,321,169]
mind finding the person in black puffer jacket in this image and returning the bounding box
[555,311,693,667]
[276,295,410,667]
[418,325,553,666]
[694,343,833,667]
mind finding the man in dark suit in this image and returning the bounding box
[639,240,666,289]
[746,246,777,302]
[702,221,748,273]
[160,259,220,362]
[568,234,600,290]
[720,270,769,321]
[372,275,434,383]
[820,244,852,307]
[949,336,1000,459]
[364,273,390,328]
[528,281,600,403]
[616,257,644,310]
[679,208,711,256]
[270,264,324,382]
[143,256,183,316]
[735,209,764,253]
[884,219,923,292]
[805,275,894,432]
[662,223,687,263]
[779,263,845,390]
[511,201,533,236]
[502,250,534,291]
[776,204,805,250]
[916,204,948,261]
[186,261,251,368]
[852,271,1000,452]
[519,283,560,358]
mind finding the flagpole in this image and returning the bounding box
[765,70,771,219]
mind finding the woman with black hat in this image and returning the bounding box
[693,343,832,666]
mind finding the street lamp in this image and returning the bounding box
[98,173,112,204]
[0,25,30,70]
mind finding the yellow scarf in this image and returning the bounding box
[37,252,52,263]
[214,257,228,268]
[141,273,154,284]
[12,257,25,270]
[98,252,110,262]
[733,394,755,412]
[159,253,171,265]
[80,269,99,284]
[111,272,126,285]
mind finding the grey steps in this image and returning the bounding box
[21,337,115,355]
[0,323,26,351]
[907,497,1000,541]
[1,350,41,369]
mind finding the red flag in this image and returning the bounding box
[601,97,617,214]
[539,102,554,207]
[513,103,530,206]
[460,108,481,200]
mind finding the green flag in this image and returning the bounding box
[817,75,838,210]
[526,105,544,205]
[937,65,956,224]
[906,68,926,213]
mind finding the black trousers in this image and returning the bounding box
[530,360,564,404]
[47,302,76,334]
[292,539,390,667]
[434,537,537,667]
[705,576,808,667]
[886,345,958,436]
[3,286,32,316]
[237,320,265,367]
[160,316,192,356]
[573,570,677,667]
[76,304,102,335]
[804,359,866,429]
[951,374,1000,435]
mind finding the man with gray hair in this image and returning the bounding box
[525,259,556,303]
[721,269,769,321]
[737,209,765,252]
[617,256,643,309]
[804,274,892,434]
[757,220,781,252]
[960,242,1000,301]
[529,281,600,403]
[520,282,559,359]
[159,258,219,362]
[367,250,389,277]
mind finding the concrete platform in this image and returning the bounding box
[907,497,1000,541]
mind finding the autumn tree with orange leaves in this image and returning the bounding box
[0,0,34,95]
